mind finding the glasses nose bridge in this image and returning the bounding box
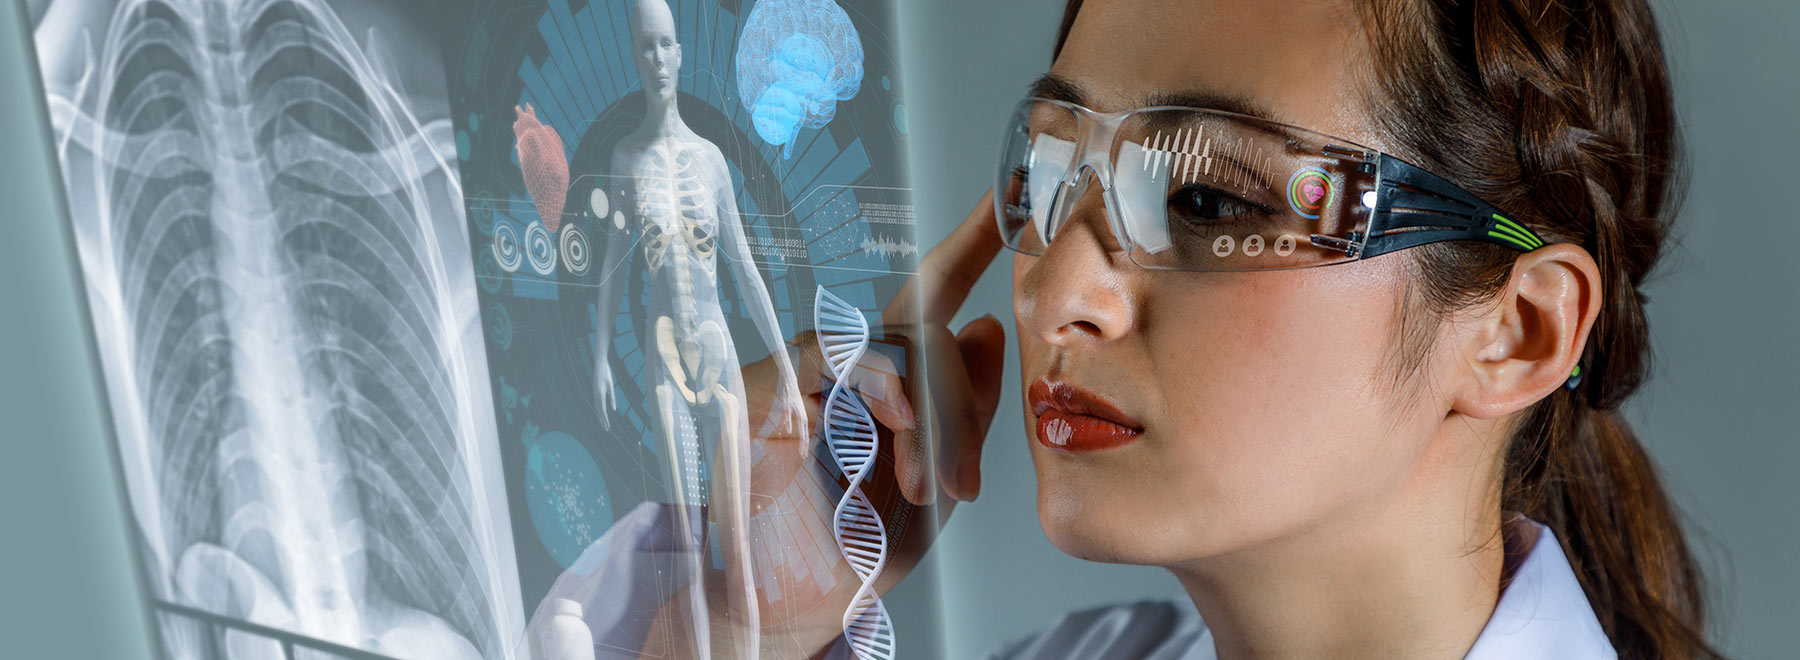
[1046,171,1131,253]
[1071,108,1122,188]
[1046,109,1128,249]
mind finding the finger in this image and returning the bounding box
[922,325,989,502]
[863,332,928,506]
[793,327,913,433]
[886,190,1004,326]
[880,337,929,506]
[954,315,1007,499]
[847,349,914,431]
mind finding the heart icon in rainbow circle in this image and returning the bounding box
[1287,167,1333,218]
[1302,180,1327,206]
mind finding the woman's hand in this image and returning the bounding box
[651,192,1009,658]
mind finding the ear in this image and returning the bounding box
[1448,243,1602,419]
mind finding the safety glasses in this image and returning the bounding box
[994,98,1550,271]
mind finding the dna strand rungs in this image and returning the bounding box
[813,287,897,660]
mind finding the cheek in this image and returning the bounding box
[1030,262,1426,562]
[1144,264,1420,546]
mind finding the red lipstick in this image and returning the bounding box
[1027,378,1144,452]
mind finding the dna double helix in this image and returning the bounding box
[813,287,897,660]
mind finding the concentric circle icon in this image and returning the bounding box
[476,248,506,293]
[525,221,556,275]
[560,223,590,276]
[487,303,514,350]
[493,223,523,272]
[471,188,496,235]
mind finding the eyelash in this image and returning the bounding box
[1167,184,1275,224]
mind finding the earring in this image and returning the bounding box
[1563,364,1584,391]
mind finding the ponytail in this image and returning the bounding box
[1350,1,1724,657]
[1509,397,1717,657]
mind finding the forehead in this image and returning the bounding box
[1052,0,1381,147]
[632,2,676,38]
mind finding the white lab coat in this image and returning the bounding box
[986,514,1616,660]
[546,507,1614,659]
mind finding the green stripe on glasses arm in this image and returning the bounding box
[1486,230,1539,250]
[1491,214,1545,248]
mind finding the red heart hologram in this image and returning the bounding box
[513,104,570,233]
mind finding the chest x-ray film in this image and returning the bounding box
[27,0,923,658]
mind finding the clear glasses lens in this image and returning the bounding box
[996,101,1080,257]
[996,100,1378,271]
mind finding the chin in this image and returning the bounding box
[1034,477,1172,566]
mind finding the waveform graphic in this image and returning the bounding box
[813,287,896,660]
[858,237,917,258]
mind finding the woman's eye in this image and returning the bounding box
[1168,186,1260,223]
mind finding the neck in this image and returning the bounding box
[1170,415,1509,659]
[643,95,684,139]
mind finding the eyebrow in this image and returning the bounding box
[1027,74,1089,105]
[1027,73,1284,124]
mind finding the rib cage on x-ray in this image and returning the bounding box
[40,0,516,657]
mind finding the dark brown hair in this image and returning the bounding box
[1053,1,1721,658]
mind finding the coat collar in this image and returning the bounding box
[1461,513,1617,660]
[1178,513,1617,660]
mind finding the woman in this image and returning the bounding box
[547,0,1726,658]
[970,0,1724,656]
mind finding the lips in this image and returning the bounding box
[1027,378,1144,452]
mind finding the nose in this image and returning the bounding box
[1014,176,1134,348]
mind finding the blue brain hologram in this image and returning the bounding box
[734,0,866,158]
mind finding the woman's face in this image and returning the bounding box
[1015,0,1452,565]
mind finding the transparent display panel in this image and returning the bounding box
[27,0,926,658]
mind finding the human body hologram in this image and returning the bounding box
[578,1,809,657]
